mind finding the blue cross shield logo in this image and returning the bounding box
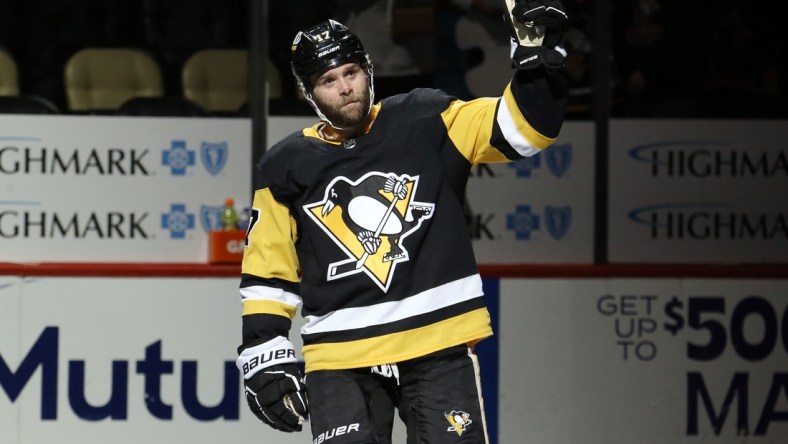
[201,141,229,176]
[545,144,572,177]
[162,140,196,176]
[545,206,571,240]
[506,205,540,240]
[161,204,195,239]
[200,204,224,231]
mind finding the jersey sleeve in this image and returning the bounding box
[238,147,303,348]
[441,69,568,165]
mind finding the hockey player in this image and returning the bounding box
[235,1,568,443]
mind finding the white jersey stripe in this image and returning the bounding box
[240,285,301,308]
[496,96,541,158]
[301,274,483,335]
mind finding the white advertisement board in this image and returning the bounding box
[6,116,787,266]
[4,275,784,443]
[0,276,317,444]
[609,119,788,263]
[0,116,252,263]
[501,278,788,443]
[1,115,594,265]
[463,121,595,264]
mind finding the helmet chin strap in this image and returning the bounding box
[309,70,375,132]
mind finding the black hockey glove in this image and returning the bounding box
[504,0,568,70]
[244,363,308,431]
[512,0,567,41]
[236,337,308,432]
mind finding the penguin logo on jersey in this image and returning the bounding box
[444,410,473,436]
[304,172,434,291]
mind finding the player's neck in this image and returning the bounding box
[319,124,358,142]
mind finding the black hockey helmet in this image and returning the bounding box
[290,19,373,96]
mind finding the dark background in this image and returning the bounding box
[0,0,784,119]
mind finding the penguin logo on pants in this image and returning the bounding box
[304,171,434,291]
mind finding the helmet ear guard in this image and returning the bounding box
[290,19,375,128]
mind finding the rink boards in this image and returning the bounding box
[1,275,786,444]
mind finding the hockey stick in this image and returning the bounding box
[328,185,402,278]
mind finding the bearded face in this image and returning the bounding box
[309,62,373,130]
[313,87,371,129]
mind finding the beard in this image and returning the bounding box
[313,86,371,129]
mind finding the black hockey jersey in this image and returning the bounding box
[240,75,566,372]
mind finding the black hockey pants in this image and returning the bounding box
[306,345,489,444]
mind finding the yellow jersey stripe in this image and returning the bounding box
[302,308,493,372]
[242,299,297,319]
[241,188,301,283]
[441,97,508,165]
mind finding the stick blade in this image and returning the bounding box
[327,257,364,280]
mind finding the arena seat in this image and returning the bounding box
[0,48,19,96]
[64,48,164,113]
[181,49,248,114]
[181,49,281,115]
